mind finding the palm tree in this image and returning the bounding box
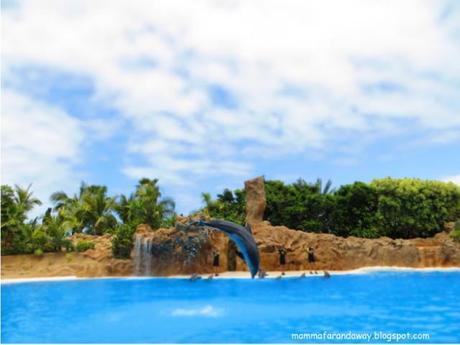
[50,182,117,235]
[40,208,68,251]
[13,184,42,218]
[114,194,135,224]
[136,178,175,228]
[51,185,84,233]
[314,178,335,194]
[81,186,117,235]
[201,192,213,211]
[117,178,176,229]
[1,184,42,254]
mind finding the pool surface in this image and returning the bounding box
[2,271,460,343]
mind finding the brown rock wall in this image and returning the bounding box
[2,221,459,279]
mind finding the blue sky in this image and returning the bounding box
[2,0,460,215]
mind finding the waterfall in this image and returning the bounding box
[134,234,143,275]
[134,235,154,276]
[145,239,152,275]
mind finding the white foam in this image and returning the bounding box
[171,305,222,317]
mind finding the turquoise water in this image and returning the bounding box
[2,271,459,343]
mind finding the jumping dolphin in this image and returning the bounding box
[188,219,260,278]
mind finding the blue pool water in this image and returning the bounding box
[2,271,460,343]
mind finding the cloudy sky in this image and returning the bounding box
[2,0,460,214]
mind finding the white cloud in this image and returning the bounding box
[2,0,460,208]
[442,175,460,185]
[1,90,85,213]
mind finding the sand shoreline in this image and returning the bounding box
[2,266,460,284]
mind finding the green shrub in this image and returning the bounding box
[331,182,379,238]
[201,189,246,224]
[205,178,460,240]
[452,231,460,242]
[112,224,135,259]
[75,240,95,252]
[371,178,460,238]
[62,239,74,252]
[34,248,44,256]
[264,179,336,232]
[264,178,460,239]
[452,221,460,242]
[31,229,49,251]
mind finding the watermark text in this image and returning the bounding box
[291,331,430,342]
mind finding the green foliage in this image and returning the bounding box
[62,239,74,252]
[264,179,336,232]
[2,177,459,257]
[52,179,175,236]
[205,178,460,239]
[201,188,246,224]
[51,183,117,235]
[112,223,136,259]
[371,178,460,238]
[2,178,175,255]
[75,240,95,252]
[34,248,44,256]
[1,185,42,254]
[264,178,460,238]
[114,178,176,230]
[31,229,49,250]
[41,208,67,251]
[452,221,460,242]
[331,182,379,238]
[452,231,460,242]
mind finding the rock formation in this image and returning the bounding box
[1,233,133,279]
[133,222,228,276]
[131,220,460,276]
[250,222,460,271]
[244,176,266,225]
[2,222,460,279]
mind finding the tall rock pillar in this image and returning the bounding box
[244,176,266,225]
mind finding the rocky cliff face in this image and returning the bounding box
[244,176,266,225]
[132,222,228,276]
[251,221,460,271]
[132,220,460,276]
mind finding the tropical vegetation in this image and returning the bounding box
[202,177,460,239]
[452,221,460,242]
[75,240,95,252]
[1,179,176,256]
[201,189,246,224]
[2,177,459,257]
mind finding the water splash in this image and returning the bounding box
[171,305,222,317]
